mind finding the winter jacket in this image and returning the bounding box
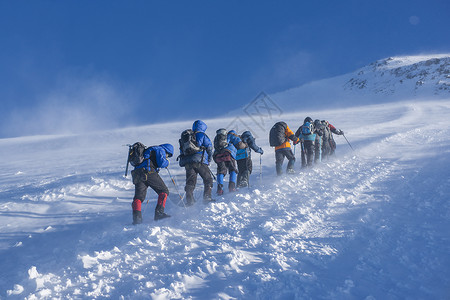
[236,131,263,160]
[295,124,317,142]
[275,125,298,151]
[226,130,246,159]
[321,122,333,144]
[328,123,342,135]
[313,120,326,144]
[179,120,213,167]
[135,144,174,172]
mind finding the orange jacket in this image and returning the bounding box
[275,125,299,151]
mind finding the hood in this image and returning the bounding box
[193,120,207,133]
[159,144,174,157]
[241,131,251,138]
[216,128,227,135]
[228,130,237,135]
[304,117,313,124]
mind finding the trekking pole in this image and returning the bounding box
[142,198,150,216]
[259,154,262,186]
[342,134,354,151]
[166,168,186,207]
[124,144,132,177]
[207,165,216,181]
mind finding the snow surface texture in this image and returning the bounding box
[1,55,450,299]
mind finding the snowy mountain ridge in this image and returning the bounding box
[270,54,450,112]
[344,55,450,96]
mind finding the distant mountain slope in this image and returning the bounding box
[345,55,450,95]
[270,54,450,112]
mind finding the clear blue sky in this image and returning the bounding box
[0,0,449,137]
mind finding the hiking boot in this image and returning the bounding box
[237,180,248,188]
[203,196,216,204]
[154,211,171,221]
[154,205,171,221]
[185,199,195,207]
[132,210,142,225]
[217,184,224,196]
[229,182,236,192]
[185,195,195,207]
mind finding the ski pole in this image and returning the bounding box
[207,165,217,181]
[166,168,186,207]
[342,134,354,151]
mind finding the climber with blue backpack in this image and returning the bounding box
[178,120,215,206]
[128,143,174,224]
[295,117,317,168]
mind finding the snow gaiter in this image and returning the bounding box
[154,193,170,221]
[132,199,142,225]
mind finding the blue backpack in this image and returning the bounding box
[302,122,313,135]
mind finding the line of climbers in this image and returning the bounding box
[269,117,343,175]
[127,118,342,225]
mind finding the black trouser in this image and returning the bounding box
[300,140,315,168]
[322,138,336,159]
[314,137,322,163]
[237,157,252,187]
[322,138,332,160]
[275,148,295,175]
[133,168,169,201]
[185,162,213,202]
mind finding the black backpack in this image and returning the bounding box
[179,129,202,155]
[269,122,287,147]
[128,142,147,167]
[214,128,229,151]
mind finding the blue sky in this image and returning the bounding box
[0,0,449,138]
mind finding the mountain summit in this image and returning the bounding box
[272,54,450,110]
[345,55,450,96]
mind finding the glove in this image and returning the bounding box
[293,138,300,145]
[339,130,344,135]
[257,148,264,155]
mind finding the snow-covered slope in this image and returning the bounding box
[1,55,450,299]
[1,100,450,299]
[271,54,450,110]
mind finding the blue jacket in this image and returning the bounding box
[179,120,213,167]
[298,132,317,142]
[236,131,263,160]
[226,130,243,159]
[135,143,174,172]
